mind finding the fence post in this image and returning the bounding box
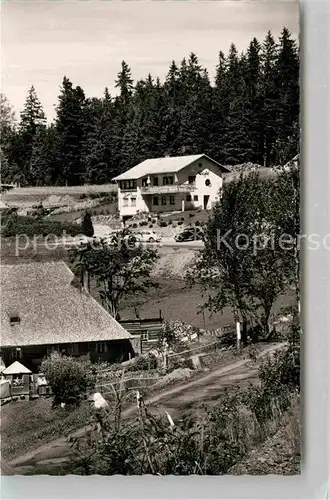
[163,343,168,371]
[236,321,241,351]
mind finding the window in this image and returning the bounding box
[96,342,107,354]
[131,197,136,207]
[123,197,128,207]
[10,316,20,325]
[169,195,175,205]
[163,176,174,185]
[121,180,137,190]
[194,195,199,201]
[141,332,149,341]
[186,195,192,202]
[153,196,159,206]
[161,196,167,205]
[71,343,80,356]
[142,177,148,187]
[205,179,211,186]
[152,177,159,186]
[13,347,22,360]
[188,175,196,184]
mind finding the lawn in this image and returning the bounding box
[1,398,93,461]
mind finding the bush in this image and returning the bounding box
[188,213,195,218]
[1,214,82,238]
[181,217,185,221]
[40,353,95,407]
[177,221,183,226]
[82,211,94,237]
[195,220,200,226]
[129,354,158,371]
[159,221,167,227]
[168,220,173,225]
[132,223,138,228]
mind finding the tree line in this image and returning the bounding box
[0,28,299,187]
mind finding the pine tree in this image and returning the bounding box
[177,54,212,155]
[274,28,300,163]
[30,124,59,185]
[55,77,86,185]
[115,61,134,107]
[162,61,182,155]
[0,94,16,183]
[221,47,254,163]
[260,31,279,166]
[14,86,46,184]
[112,62,134,174]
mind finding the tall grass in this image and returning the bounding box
[67,339,300,475]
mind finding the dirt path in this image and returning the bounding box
[7,343,284,473]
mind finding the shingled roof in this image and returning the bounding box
[1,261,133,347]
[112,154,229,181]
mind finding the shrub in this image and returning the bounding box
[129,353,158,371]
[132,223,138,228]
[159,221,167,227]
[168,220,173,225]
[188,213,195,218]
[181,217,185,221]
[1,214,82,238]
[149,224,154,229]
[40,353,95,407]
[178,221,183,226]
[195,220,200,226]
[82,211,94,237]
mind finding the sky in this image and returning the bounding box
[1,0,299,121]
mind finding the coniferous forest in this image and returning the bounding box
[0,28,299,187]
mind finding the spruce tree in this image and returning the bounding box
[0,94,16,183]
[260,31,279,166]
[275,28,300,163]
[16,86,46,184]
[55,77,86,185]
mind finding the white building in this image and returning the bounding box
[113,154,230,220]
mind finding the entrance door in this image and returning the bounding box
[203,195,210,209]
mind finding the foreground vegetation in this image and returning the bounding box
[65,322,300,475]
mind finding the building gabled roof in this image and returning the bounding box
[112,154,229,181]
[1,261,133,347]
[2,361,32,375]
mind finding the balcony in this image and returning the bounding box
[140,184,196,195]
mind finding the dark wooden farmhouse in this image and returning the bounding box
[1,261,139,372]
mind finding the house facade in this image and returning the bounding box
[113,154,229,220]
[0,261,140,372]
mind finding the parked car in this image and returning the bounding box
[133,231,162,243]
[174,227,204,242]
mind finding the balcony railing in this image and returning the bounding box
[140,184,196,194]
